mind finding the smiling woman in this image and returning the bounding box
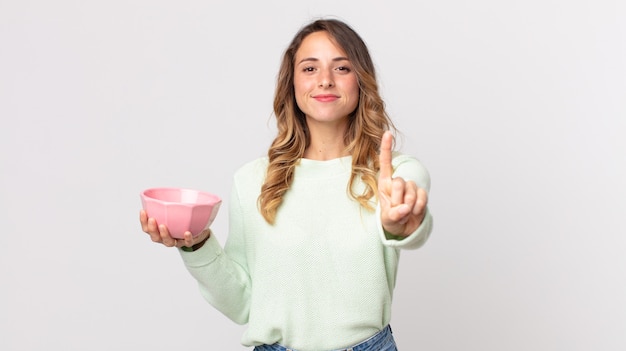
[293,31,360,140]
[139,18,433,351]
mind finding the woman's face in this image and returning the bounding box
[293,31,359,128]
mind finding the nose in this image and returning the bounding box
[318,70,334,88]
[319,80,334,88]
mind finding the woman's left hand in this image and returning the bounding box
[377,131,428,237]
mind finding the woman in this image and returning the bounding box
[140,18,433,351]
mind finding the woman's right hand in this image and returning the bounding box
[139,210,210,249]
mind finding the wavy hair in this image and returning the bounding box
[258,18,396,224]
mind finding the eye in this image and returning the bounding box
[302,66,315,72]
[336,66,352,73]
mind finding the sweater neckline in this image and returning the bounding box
[295,155,352,178]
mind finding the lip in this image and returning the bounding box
[313,94,339,102]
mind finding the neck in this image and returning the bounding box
[303,121,350,161]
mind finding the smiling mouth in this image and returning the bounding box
[313,94,339,102]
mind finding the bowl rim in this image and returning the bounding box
[140,187,222,205]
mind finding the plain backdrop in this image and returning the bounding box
[1,0,624,350]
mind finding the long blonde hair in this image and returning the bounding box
[259,18,396,224]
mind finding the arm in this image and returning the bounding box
[377,131,434,249]
[178,182,252,324]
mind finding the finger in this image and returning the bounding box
[183,231,194,247]
[146,218,162,242]
[388,203,411,221]
[140,210,148,232]
[413,187,428,216]
[390,177,405,207]
[378,131,394,181]
[158,224,176,247]
[403,181,418,210]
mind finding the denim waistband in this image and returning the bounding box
[254,325,393,351]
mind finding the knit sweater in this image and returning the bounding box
[180,153,433,350]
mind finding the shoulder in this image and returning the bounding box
[391,152,431,192]
[391,152,427,169]
[233,156,268,185]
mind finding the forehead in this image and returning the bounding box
[295,31,347,59]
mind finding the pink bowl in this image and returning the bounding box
[140,187,222,239]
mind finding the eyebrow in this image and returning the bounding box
[297,56,350,65]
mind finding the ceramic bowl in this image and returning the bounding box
[140,187,222,239]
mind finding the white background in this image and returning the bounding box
[1,0,625,350]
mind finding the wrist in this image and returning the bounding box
[181,230,211,252]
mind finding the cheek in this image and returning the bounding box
[293,75,311,95]
[293,81,303,98]
[293,76,313,108]
[346,79,360,107]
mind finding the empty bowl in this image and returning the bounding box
[140,187,222,239]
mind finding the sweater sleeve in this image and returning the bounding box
[178,181,251,324]
[376,153,434,250]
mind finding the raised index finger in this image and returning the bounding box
[379,131,394,180]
